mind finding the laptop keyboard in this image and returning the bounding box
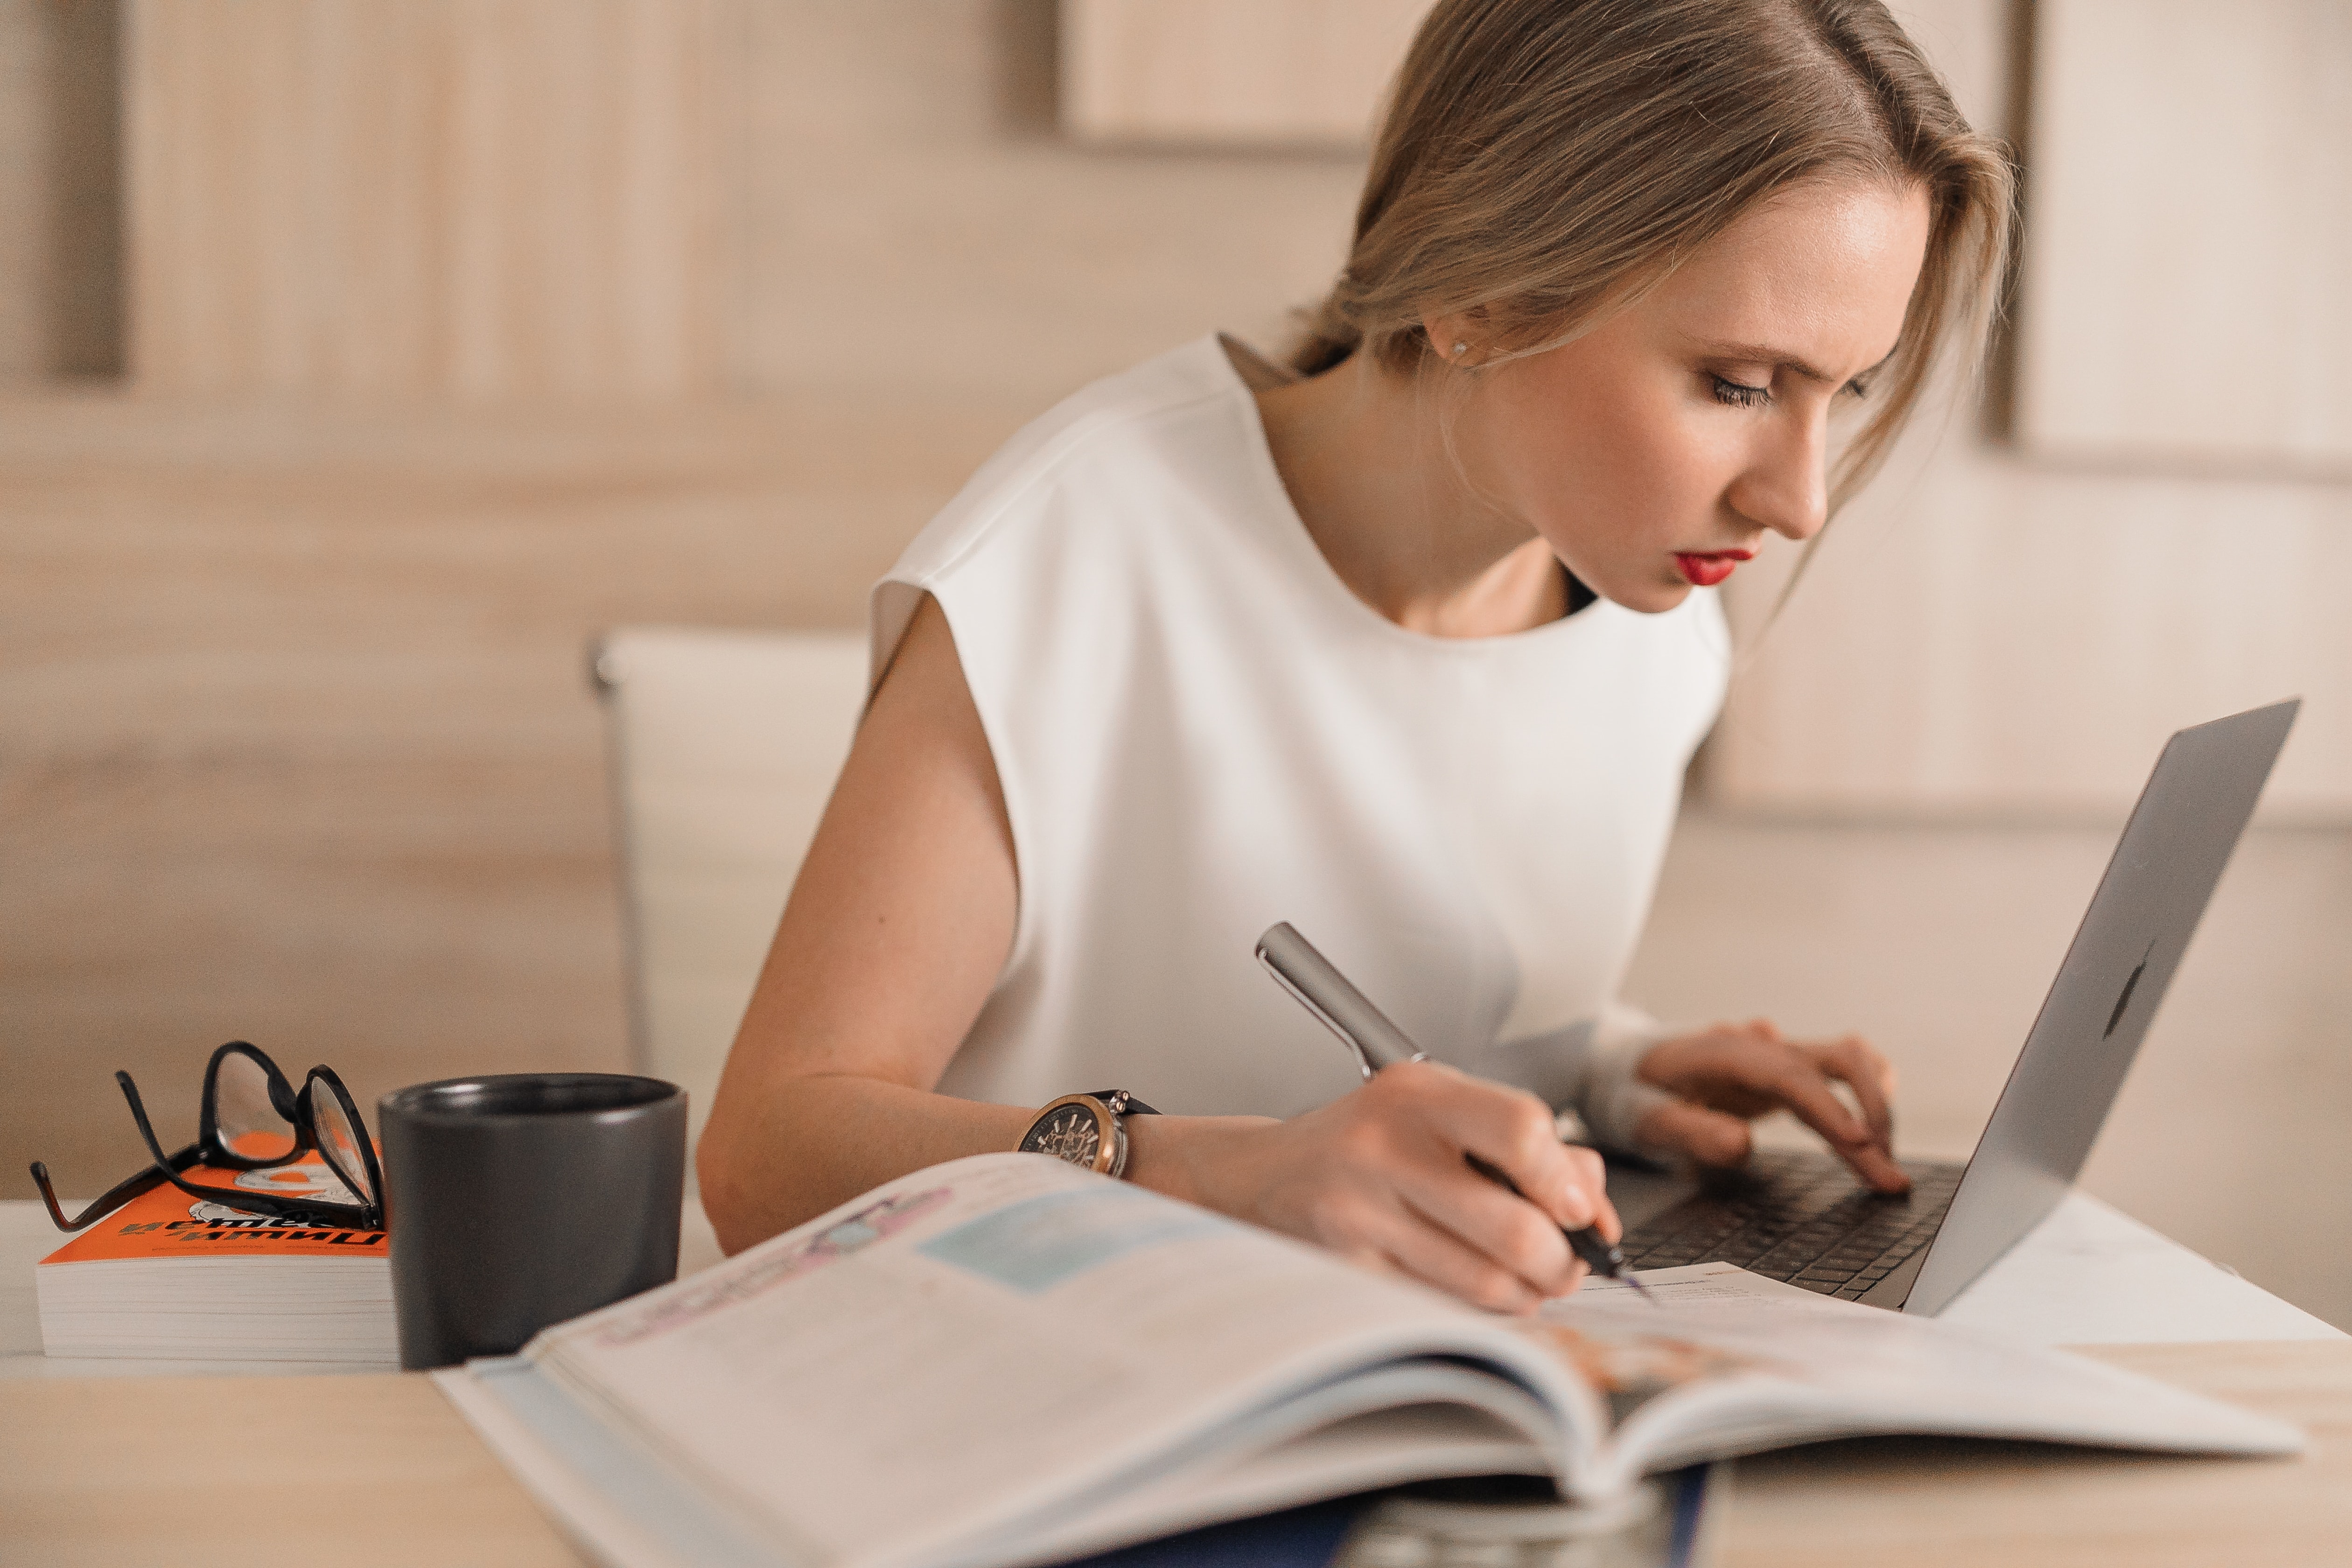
[1619,1151,1966,1302]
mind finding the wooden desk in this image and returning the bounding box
[1,1373,587,1568]
[5,1341,2348,1568]
[1715,1340,2352,1567]
[5,1194,2344,1565]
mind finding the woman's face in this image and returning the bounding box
[1443,179,1932,613]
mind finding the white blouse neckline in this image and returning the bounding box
[1211,333,1620,658]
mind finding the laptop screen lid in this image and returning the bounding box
[1888,698,2300,1316]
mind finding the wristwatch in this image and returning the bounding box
[1017,1090,1160,1179]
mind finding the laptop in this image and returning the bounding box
[1611,698,2301,1316]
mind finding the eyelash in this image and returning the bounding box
[1708,375,1874,409]
[1710,375,1771,409]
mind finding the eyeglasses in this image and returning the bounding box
[30,1041,385,1232]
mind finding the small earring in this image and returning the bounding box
[1450,341,1468,357]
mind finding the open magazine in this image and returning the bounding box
[436,1153,2300,1568]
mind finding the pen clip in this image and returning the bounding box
[1256,949,1385,1081]
[1254,923,1429,1080]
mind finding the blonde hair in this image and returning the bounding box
[1293,0,2014,510]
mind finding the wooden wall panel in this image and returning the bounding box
[0,0,41,374]
[0,0,51,378]
[0,0,122,382]
[1059,0,1430,148]
[1706,0,2352,819]
[1708,386,2352,819]
[9,0,1380,1204]
[727,1,1362,404]
[125,0,718,401]
[0,390,1026,1201]
[2014,0,2352,472]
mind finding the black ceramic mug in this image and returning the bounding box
[379,1072,686,1370]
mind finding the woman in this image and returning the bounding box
[700,0,2012,1313]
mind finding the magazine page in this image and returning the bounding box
[443,1153,1604,1568]
[1519,1262,2306,1496]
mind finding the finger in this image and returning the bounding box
[1470,1114,1620,1244]
[1742,1050,1875,1154]
[1798,1040,1909,1193]
[1396,1064,1604,1232]
[1810,1037,1896,1150]
[1295,1185,1526,1304]
[1562,1145,1622,1246]
[1391,1153,1578,1296]
[1772,1066,1908,1193]
[1721,1050,1900,1192]
[1835,1139,1911,1194]
[1635,1098,1754,1170]
[1379,1193,1559,1313]
[1636,1025,1787,1118]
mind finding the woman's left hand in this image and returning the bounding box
[1631,1020,1910,1193]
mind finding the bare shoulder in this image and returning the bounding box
[874,589,958,706]
[742,584,1013,1063]
[858,592,1003,806]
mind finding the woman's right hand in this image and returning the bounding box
[1136,1058,1617,1315]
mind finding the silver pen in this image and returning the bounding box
[1256,921,1655,1303]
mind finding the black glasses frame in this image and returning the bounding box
[29,1041,385,1232]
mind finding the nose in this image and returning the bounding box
[1724,408,1829,543]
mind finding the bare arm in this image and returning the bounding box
[695,594,1619,1314]
[697,595,1034,1239]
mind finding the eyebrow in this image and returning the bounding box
[1696,340,1897,386]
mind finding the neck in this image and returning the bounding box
[1254,351,1567,638]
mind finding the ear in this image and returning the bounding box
[1418,308,1484,365]
[1411,310,1467,364]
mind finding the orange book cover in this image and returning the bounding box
[40,1155,387,1265]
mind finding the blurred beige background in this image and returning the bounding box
[4,1,2346,1328]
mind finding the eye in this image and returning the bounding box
[1842,375,1874,401]
[1709,374,1771,409]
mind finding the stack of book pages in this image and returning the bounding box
[36,1154,395,1365]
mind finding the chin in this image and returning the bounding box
[1601,578,1694,616]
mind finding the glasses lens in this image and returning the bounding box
[306,1077,375,1207]
[212,1050,297,1161]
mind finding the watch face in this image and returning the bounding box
[1022,1102,1105,1168]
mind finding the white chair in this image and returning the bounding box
[591,627,869,1180]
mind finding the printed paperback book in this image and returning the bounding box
[36,1153,395,1365]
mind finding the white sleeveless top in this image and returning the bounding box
[871,337,1729,1141]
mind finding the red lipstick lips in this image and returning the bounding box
[1673,549,1754,588]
